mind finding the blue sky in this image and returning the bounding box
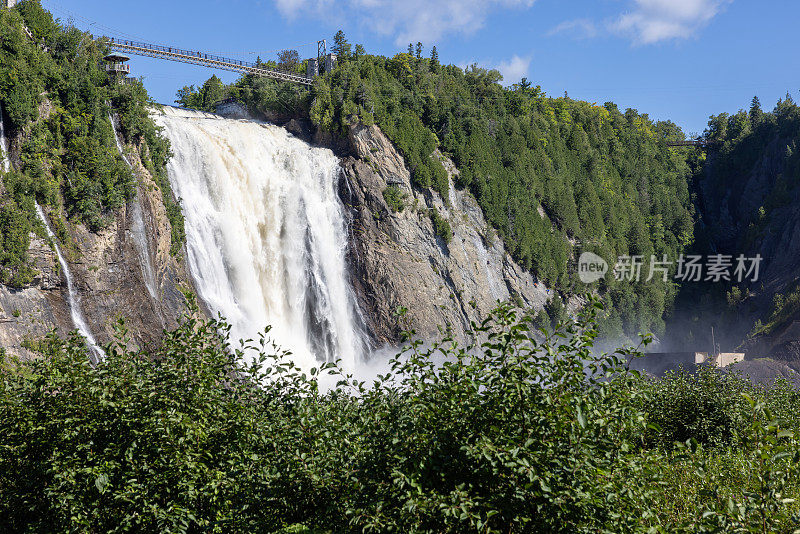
[41,0,799,135]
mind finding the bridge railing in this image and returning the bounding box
[665,139,709,147]
[106,37,314,85]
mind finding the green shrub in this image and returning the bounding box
[1,299,800,532]
[382,184,406,212]
[643,367,754,448]
[429,207,452,243]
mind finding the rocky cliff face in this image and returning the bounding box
[58,138,194,351]
[0,117,194,360]
[0,233,71,357]
[1,108,554,360]
[694,139,800,360]
[340,123,551,345]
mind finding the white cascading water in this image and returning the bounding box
[153,107,367,370]
[1,102,104,360]
[109,114,159,301]
[34,203,105,363]
[0,102,9,174]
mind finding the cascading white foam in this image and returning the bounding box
[109,113,159,301]
[153,107,368,370]
[0,103,10,173]
[34,203,105,363]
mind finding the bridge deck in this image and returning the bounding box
[666,139,707,147]
[106,38,314,86]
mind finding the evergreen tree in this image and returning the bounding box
[354,44,365,60]
[332,30,351,60]
[415,42,423,59]
[750,95,763,124]
[430,46,439,72]
[199,75,225,112]
[407,43,414,56]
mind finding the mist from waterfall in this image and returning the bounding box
[153,107,368,370]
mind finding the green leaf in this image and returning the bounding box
[576,405,587,429]
[95,473,109,493]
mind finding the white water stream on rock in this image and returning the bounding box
[34,203,105,363]
[109,114,159,301]
[0,103,9,174]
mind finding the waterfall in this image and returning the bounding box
[153,107,368,370]
[109,113,159,301]
[34,204,105,363]
[0,103,10,173]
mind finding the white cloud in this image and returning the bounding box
[548,0,729,45]
[547,18,598,39]
[274,0,333,18]
[611,0,730,44]
[457,54,531,85]
[495,54,531,84]
[273,0,535,44]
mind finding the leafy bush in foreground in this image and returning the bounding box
[1,301,799,533]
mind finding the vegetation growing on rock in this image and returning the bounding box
[0,0,183,282]
[382,184,406,213]
[194,31,696,339]
[429,206,453,244]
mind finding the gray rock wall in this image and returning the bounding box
[341,123,551,345]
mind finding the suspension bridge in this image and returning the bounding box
[104,37,319,86]
[666,139,709,148]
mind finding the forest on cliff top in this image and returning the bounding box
[184,31,800,344]
[180,32,698,340]
[0,0,182,289]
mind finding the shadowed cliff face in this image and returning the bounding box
[690,136,800,361]
[340,123,553,346]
